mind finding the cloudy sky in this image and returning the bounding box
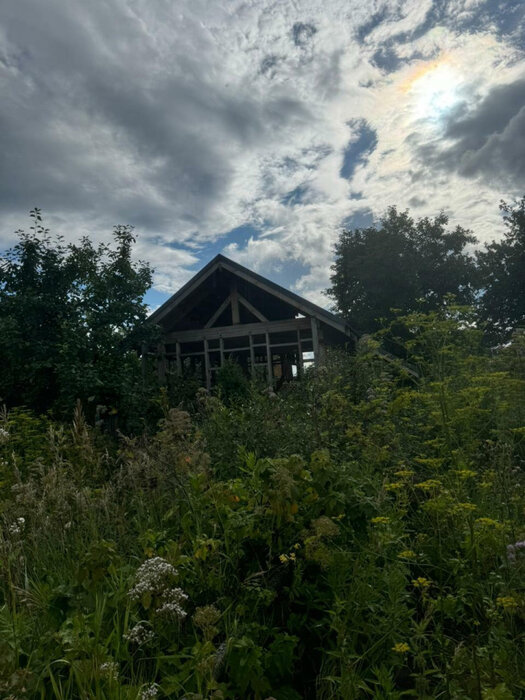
[1,0,524,308]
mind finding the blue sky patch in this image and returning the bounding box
[340,121,378,180]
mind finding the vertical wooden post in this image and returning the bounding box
[157,342,167,385]
[204,339,211,390]
[230,282,240,324]
[219,336,224,366]
[296,329,303,377]
[265,331,273,387]
[249,332,256,379]
[311,317,320,366]
[175,341,182,376]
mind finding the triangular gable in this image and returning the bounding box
[148,254,358,340]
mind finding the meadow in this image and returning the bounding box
[1,308,524,699]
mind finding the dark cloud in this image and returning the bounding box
[415,79,525,188]
[0,0,311,244]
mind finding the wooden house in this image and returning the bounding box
[147,254,358,388]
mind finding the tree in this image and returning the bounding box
[326,207,478,333]
[477,197,525,341]
[0,209,157,422]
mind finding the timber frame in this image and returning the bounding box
[146,254,358,389]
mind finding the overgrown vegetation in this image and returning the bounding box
[0,204,524,697]
[1,308,524,699]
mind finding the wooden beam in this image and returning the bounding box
[311,317,320,365]
[219,337,224,366]
[230,282,240,324]
[249,333,255,378]
[219,259,357,339]
[204,295,231,328]
[265,332,273,387]
[165,316,311,343]
[204,339,211,390]
[296,330,303,376]
[175,341,182,376]
[238,294,268,322]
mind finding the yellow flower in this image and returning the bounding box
[412,577,431,590]
[289,552,297,562]
[475,517,503,529]
[496,596,518,612]
[370,516,390,525]
[292,542,301,550]
[385,482,404,491]
[394,470,414,479]
[454,502,477,514]
[415,479,442,491]
[279,554,289,564]
[392,642,410,653]
[454,469,477,480]
[398,550,416,560]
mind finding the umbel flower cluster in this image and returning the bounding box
[129,557,188,621]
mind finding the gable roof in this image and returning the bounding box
[148,254,358,339]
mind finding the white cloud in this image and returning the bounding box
[1,0,523,307]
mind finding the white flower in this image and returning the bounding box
[129,557,178,600]
[156,587,188,620]
[129,557,189,621]
[123,621,155,645]
[99,661,119,682]
[140,683,159,699]
[0,427,9,443]
[8,517,26,536]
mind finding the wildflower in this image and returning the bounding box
[392,642,410,653]
[8,517,25,536]
[140,683,159,699]
[129,557,179,601]
[507,541,525,563]
[129,557,188,621]
[193,605,221,631]
[385,482,404,492]
[454,469,477,480]
[99,661,119,682]
[370,516,390,525]
[496,596,518,612]
[289,552,297,562]
[454,502,477,514]
[394,470,414,479]
[313,516,339,538]
[279,554,289,563]
[412,577,431,591]
[475,517,503,529]
[155,587,188,620]
[398,550,416,560]
[123,621,155,645]
[292,542,301,550]
[415,479,442,491]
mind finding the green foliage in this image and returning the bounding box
[0,209,157,426]
[0,308,524,698]
[326,206,478,333]
[215,359,250,404]
[477,196,525,341]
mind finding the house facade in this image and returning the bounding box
[147,254,358,388]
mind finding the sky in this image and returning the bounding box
[1,0,524,309]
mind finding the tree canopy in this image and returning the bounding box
[0,209,156,420]
[326,207,478,333]
[477,196,525,341]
